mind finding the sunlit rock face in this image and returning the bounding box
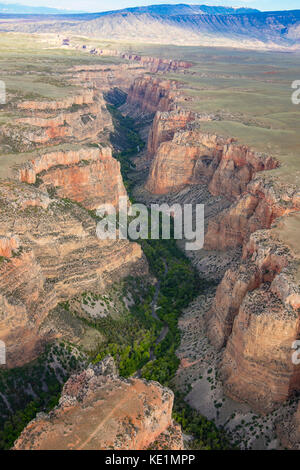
[206,227,300,412]
[146,117,278,198]
[147,109,195,157]
[18,147,127,210]
[125,76,179,115]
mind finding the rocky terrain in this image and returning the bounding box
[1,89,112,152]
[0,60,162,368]
[277,401,300,450]
[0,51,198,451]
[122,73,300,447]
[0,179,146,368]
[13,357,183,450]
[124,76,180,116]
[0,33,299,450]
[18,147,127,210]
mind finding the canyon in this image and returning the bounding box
[0,62,156,369]
[122,73,300,443]
[0,52,192,451]
[0,40,299,450]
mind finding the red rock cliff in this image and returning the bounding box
[17,147,127,210]
[125,76,179,115]
[10,90,112,149]
[146,115,278,197]
[207,224,300,412]
[147,109,195,156]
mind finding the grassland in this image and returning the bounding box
[91,42,297,181]
[0,33,124,100]
[152,47,300,183]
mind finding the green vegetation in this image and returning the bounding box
[140,236,200,384]
[104,103,235,449]
[89,277,159,377]
[0,47,241,449]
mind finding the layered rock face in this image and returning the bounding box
[146,117,278,196]
[16,89,113,145]
[0,181,146,367]
[146,128,227,194]
[204,176,300,251]
[17,147,127,210]
[147,109,195,156]
[121,54,192,73]
[17,91,95,111]
[125,76,179,115]
[70,44,192,74]
[70,63,148,95]
[13,357,183,450]
[0,62,155,370]
[8,90,112,149]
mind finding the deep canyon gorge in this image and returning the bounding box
[0,36,299,451]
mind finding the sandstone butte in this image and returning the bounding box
[127,76,300,422]
[13,357,183,450]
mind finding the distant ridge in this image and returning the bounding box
[0,3,259,17]
[84,4,260,17]
[0,2,84,14]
